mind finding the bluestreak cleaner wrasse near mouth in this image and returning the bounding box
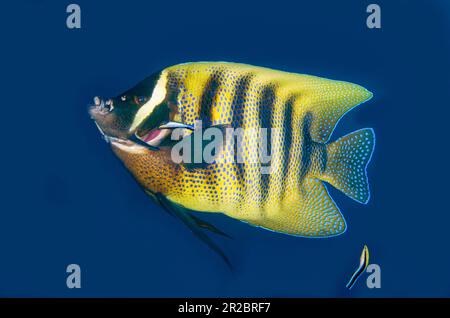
[89,62,375,266]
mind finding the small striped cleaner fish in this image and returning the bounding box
[346,245,370,289]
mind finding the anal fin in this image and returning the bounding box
[247,178,346,237]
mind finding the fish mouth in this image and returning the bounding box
[88,106,162,151]
[88,99,112,143]
[88,97,130,145]
[136,127,172,147]
[89,96,174,150]
[89,96,113,116]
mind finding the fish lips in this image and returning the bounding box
[88,96,129,138]
[88,101,110,141]
[88,96,113,116]
[88,97,161,150]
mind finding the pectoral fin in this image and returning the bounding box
[154,193,232,269]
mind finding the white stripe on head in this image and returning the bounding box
[129,71,168,132]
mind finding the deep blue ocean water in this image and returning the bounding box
[1,0,449,297]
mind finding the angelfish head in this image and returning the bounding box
[88,70,173,143]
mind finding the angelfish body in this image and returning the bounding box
[91,62,375,238]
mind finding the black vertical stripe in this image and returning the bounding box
[230,73,254,129]
[229,73,254,204]
[259,84,277,203]
[279,96,295,198]
[299,112,313,181]
[199,70,222,126]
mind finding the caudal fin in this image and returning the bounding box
[321,128,375,204]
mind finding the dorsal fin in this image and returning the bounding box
[296,78,373,143]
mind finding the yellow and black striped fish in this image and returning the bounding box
[89,62,375,264]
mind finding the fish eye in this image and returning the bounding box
[135,96,147,104]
